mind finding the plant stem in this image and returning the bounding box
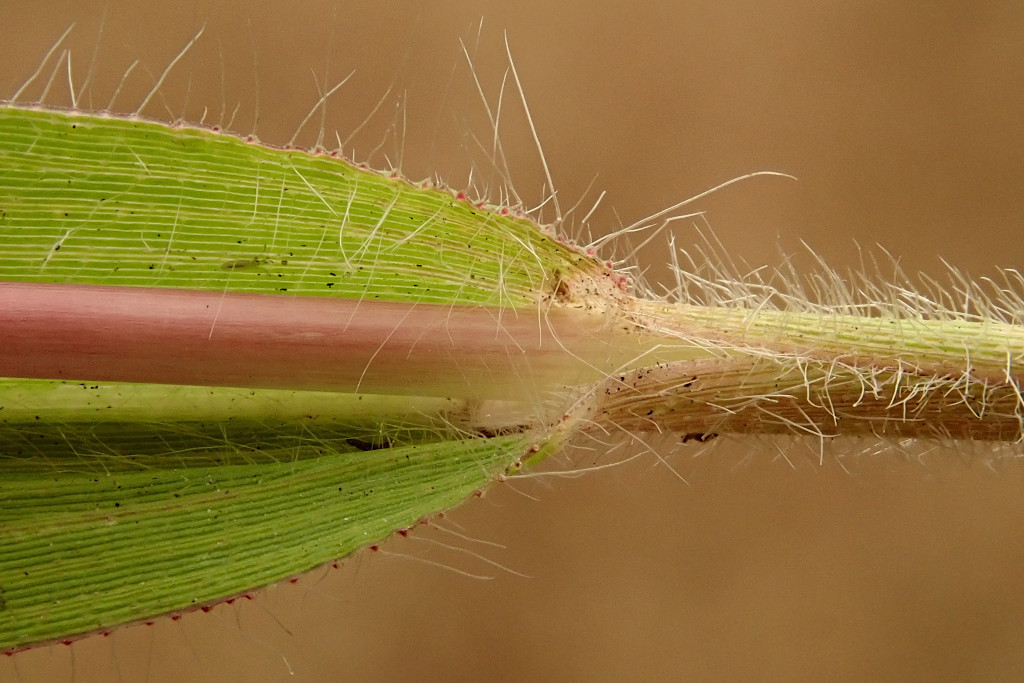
[6,280,1024,442]
[582,300,1024,442]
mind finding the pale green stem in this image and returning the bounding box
[578,300,1024,442]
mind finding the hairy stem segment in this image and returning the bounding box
[585,302,1024,442]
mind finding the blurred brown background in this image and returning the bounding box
[4,2,1024,680]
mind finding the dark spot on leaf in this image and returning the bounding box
[681,432,718,444]
[345,437,392,451]
[221,258,261,270]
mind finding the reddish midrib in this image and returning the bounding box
[0,281,614,399]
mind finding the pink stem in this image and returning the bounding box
[0,282,614,399]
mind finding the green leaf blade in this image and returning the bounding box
[0,432,534,650]
[0,105,607,305]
